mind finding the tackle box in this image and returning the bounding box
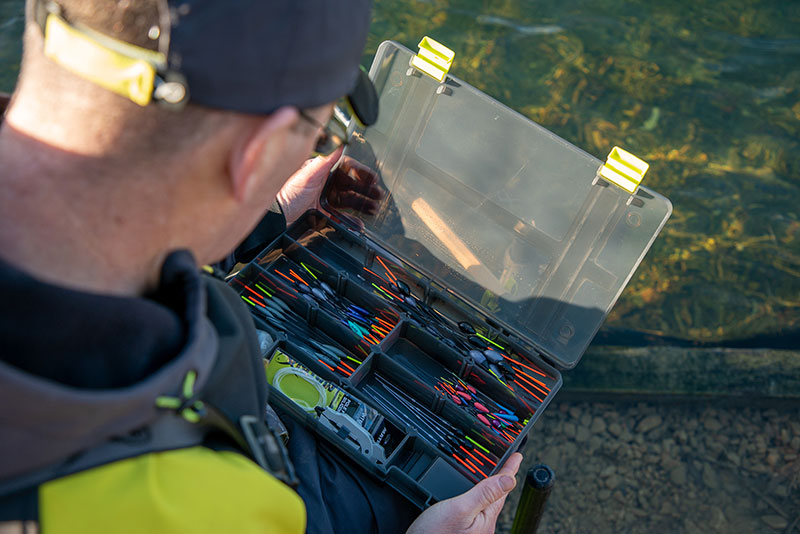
[230,39,672,508]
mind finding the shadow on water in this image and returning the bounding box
[595,326,800,350]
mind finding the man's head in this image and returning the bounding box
[1,0,375,291]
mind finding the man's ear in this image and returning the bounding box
[228,106,299,202]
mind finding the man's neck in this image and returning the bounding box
[0,81,258,296]
[0,119,173,296]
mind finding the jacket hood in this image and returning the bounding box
[0,251,218,480]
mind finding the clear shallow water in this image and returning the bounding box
[2,0,798,345]
[0,2,23,92]
[365,0,800,346]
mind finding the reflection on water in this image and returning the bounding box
[2,0,798,344]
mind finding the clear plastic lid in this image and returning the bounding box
[324,41,671,369]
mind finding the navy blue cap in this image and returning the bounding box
[167,0,375,121]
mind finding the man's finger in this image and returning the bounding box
[456,472,517,516]
[483,492,510,521]
[464,452,523,516]
[453,452,523,515]
[478,452,523,519]
[305,146,344,175]
[497,452,523,478]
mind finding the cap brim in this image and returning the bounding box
[346,67,379,127]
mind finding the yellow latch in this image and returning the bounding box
[598,146,649,194]
[411,36,455,82]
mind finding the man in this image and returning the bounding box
[0,0,522,532]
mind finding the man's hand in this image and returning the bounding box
[406,452,523,534]
[277,147,383,226]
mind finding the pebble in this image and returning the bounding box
[670,464,687,485]
[563,422,577,438]
[760,515,788,530]
[765,451,780,466]
[709,506,727,532]
[660,501,676,516]
[591,417,607,434]
[600,466,615,477]
[636,415,662,433]
[608,422,623,437]
[684,519,701,532]
[587,436,603,453]
[704,417,723,432]
[661,453,680,469]
[703,463,720,489]
[706,438,724,454]
[605,474,621,489]
[575,426,590,443]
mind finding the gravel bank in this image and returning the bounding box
[497,399,800,533]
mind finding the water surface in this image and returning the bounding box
[3,0,797,345]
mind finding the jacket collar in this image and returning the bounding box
[0,250,219,479]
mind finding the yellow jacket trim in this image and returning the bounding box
[40,447,306,534]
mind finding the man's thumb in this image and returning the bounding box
[461,475,516,512]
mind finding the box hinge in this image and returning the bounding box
[597,146,649,195]
[411,36,455,82]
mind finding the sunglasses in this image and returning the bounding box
[298,104,350,157]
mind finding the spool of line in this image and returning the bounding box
[272,367,328,414]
